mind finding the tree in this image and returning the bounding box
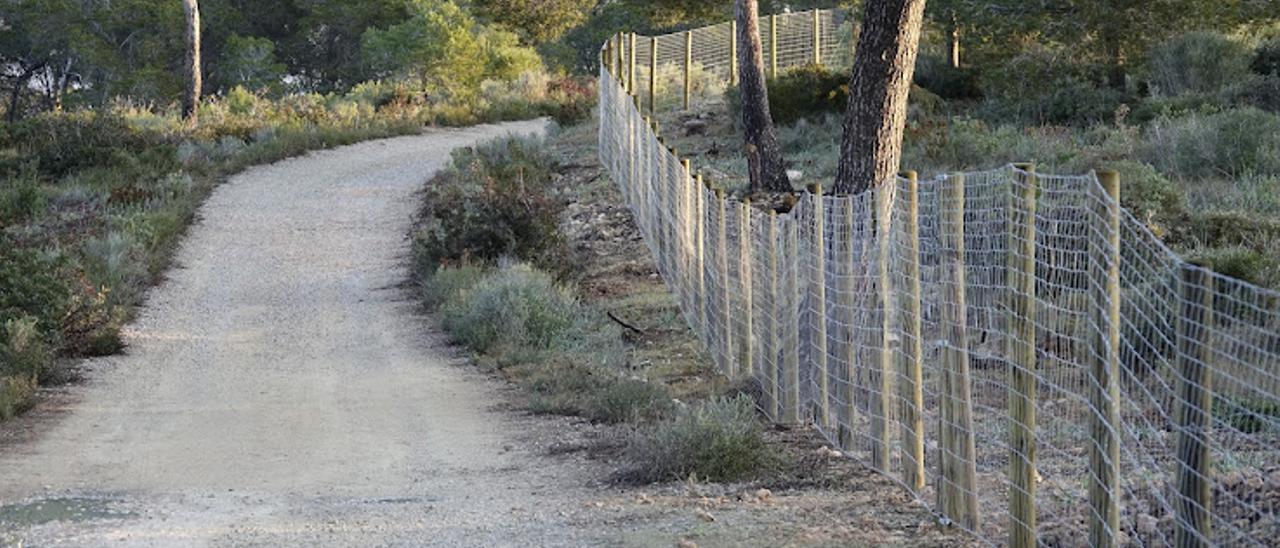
[471,0,596,45]
[735,0,790,193]
[182,0,201,121]
[216,34,285,92]
[1,0,78,121]
[832,0,927,194]
[361,0,540,99]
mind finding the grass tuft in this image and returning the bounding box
[625,395,775,483]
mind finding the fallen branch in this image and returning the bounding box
[607,311,645,335]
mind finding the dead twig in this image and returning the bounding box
[607,311,645,335]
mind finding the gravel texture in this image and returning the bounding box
[0,121,622,546]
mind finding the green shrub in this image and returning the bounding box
[1128,93,1225,124]
[1185,174,1280,217]
[978,48,1123,125]
[420,264,487,309]
[626,395,774,483]
[1144,108,1280,178]
[0,171,45,226]
[1252,38,1280,77]
[1147,31,1252,97]
[11,111,159,179]
[413,136,564,272]
[1223,74,1280,114]
[1189,245,1277,286]
[0,317,50,380]
[544,76,597,126]
[728,64,848,126]
[1107,160,1184,225]
[584,378,673,424]
[440,263,577,353]
[914,53,981,100]
[0,242,70,337]
[80,231,148,309]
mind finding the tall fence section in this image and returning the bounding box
[597,9,1279,547]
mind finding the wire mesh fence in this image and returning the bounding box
[598,9,1280,547]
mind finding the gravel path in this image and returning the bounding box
[0,121,618,546]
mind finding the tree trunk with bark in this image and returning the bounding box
[182,0,202,122]
[832,0,928,194]
[947,11,960,68]
[7,63,43,123]
[735,0,790,193]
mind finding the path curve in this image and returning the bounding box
[0,120,609,546]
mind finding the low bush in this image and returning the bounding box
[1143,108,1280,178]
[1106,160,1184,226]
[914,52,981,100]
[0,243,71,337]
[626,395,774,483]
[419,263,487,309]
[1252,38,1280,77]
[0,317,50,420]
[728,64,847,126]
[10,111,162,179]
[1146,31,1253,97]
[0,170,44,226]
[413,136,565,273]
[1223,74,1280,114]
[978,48,1124,126]
[439,263,578,353]
[0,317,50,380]
[1189,245,1278,287]
[584,378,673,424]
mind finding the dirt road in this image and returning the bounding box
[0,121,619,546]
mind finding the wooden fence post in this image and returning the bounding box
[649,36,658,114]
[812,9,822,65]
[741,199,755,380]
[628,33,637,94]
[809,183,830,429]
[640,114,649,233]
[767,209,780,420]
[684,31,693,110]
[838,194,857,450]
[770,14,779,78]
[1089,169,1122,548]
[784,213,802,424]
[1009,163,1039,548]
[898,171,926,492]
[730,20,739,86]
[682,159,694,294]
[1175,262,1214,548]
[939,172,979,531]
[716,186,734,378]
[615,33,624,77]
[701,175,711,338]
[871,178,894,472]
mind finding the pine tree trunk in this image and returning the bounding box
[1105,34,1126,90]
[947,12,960,69]
[832,0,927,194]
[735,0,790,193]
[182,0,202,122]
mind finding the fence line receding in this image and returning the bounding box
[597,9,1279,547]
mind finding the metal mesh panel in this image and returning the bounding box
[597,9,1280,547]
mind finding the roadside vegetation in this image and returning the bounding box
[0,1,595,418]
[410,135,778,482]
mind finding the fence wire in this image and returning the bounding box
[599,9,1279,547]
